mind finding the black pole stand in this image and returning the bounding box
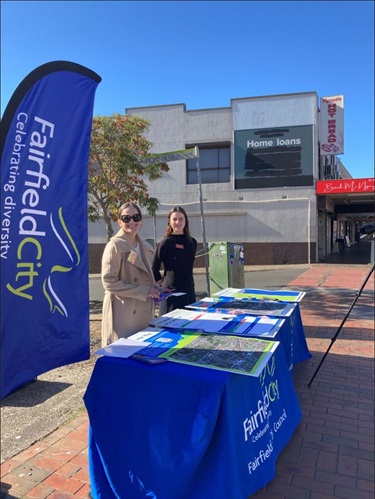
[308,263,374,387]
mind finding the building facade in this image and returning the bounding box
[89,91,374,272]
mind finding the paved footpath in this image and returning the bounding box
[1,264,374,499]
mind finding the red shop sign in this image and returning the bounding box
[316,178,375,195]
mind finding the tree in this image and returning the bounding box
[88,114,169,240]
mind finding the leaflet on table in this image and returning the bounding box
[159,333,280,377]
[94,338,151,359]
[186,297,296,318]
[129,327,199,364]
[150,308,284,338]
[213,287,306,303]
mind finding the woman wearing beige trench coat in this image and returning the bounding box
[101,202,162,347]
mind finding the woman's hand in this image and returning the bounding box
[147,287,161,300]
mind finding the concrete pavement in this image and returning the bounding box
[1,262,374,499]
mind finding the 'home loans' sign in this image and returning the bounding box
[234,125,314,189]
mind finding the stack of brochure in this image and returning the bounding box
[186,297,297,317]
[213,287,306,302]
[96,327,280,377]
[149,308,284,338]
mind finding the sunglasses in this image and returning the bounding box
[121,214,142,223]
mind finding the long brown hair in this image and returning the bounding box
[165,206,192,241]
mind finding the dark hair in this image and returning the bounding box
[117,202,141,219]
[165,206,192,240]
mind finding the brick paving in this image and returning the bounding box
[1,264,374,499]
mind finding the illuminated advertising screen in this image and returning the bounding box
[234,125,314,189]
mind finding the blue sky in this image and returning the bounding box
[1,1,374,178]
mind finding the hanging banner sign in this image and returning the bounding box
[319,95,344,155]
[0,61,101,398]
[140,146,199,165]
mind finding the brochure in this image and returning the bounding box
[95,337,150,359]
[213,287,306,303]
[153,289,186,304]
[131,327,280,377]
[186,297,296,317]
[159,333,279,377]
[150,308,284,339]
[129,327,199,364]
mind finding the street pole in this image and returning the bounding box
[153,214,157,249]
[195,147,210,296]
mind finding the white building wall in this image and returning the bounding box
[126,104,233,204]
[135,198,314,244]
[125,93,318,261]
[232,93,317,129]
[89,92,320,265]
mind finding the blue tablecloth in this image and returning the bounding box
[277,303,311,370]
[84,342,302,499]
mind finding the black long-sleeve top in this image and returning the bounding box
[152,234,197,292]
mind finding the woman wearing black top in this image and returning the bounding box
[152,206,197,315]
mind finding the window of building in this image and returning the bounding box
[186,144,230,184]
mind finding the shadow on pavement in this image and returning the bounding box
[319,240,372,265]
[285,287,374,320]
[0,483,19,499]
[1,380,71,408]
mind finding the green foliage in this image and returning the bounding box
[88,113,168,239]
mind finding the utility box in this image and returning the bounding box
[209,242,245,295]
